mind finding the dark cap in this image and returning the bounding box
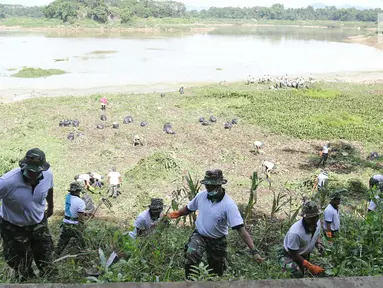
[200,169,228,185]
[19,148,50,172]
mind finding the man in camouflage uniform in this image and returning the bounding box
[56,182,86,255]
[279,201,325,278]
[168,169,264,279]
[0,148,55,281]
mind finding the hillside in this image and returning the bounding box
[0,80,382,282]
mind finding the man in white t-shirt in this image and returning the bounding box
[368,179,383,212]
[263,160,275,179]
[76,173,96,193]
[129,198,164,239]
[280,201,325,278]
[0,148,55,281]
[168,169,264,279]
[323,190,342,240]
[313,171,329,195]
[253,141,264,154]
[56,182,86,255]
[318,143,330,167]
[107,167,122,198]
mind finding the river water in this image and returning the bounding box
[0,26,382,93]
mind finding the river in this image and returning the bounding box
[0,26,382,100]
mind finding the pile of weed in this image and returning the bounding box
[12,67,66,78]
[125,152,183,182]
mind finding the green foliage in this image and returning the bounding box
[1,4,43,18]
[244,172,262,224]
[11,67,66,78]
[43,0,81,23]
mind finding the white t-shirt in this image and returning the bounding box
[187,190,243,239]
[317,173,328,187]
[78,174,90,182]
[284,219,321,256]
[63,194,86,225]
[108,171,121,185]
[0,168,54,226]
[372,175,383,182]
[129,209,160,239]
[92,172,102,181]
[368,195,380,211]
[323,204,340,231]
[322,146,329,154]
[263,161,274,170]
[254,141,263,148]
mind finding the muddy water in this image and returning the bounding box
[0,27,382,92]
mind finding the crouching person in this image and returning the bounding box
[55,182,86,256]
[128,198,164,239]
[279,201,325,278]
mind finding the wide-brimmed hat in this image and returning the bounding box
[149,198,164,212]
[301,201,322,218]
[68,182,84,193]
[330,189,347,200]
[19,148,50,172]
[200,169,228,185]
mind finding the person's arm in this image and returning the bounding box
[46,188,54,218]
[168,206,193,218]
[287,234,324,275]
[237,226,264,262]
[78,212,85,224]
[324,211,334,238]
[118,173,122,185]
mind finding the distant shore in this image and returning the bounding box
[1,70,382,104]
[0,17,375,33]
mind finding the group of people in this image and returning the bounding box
[0,147,381,282]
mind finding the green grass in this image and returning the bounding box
[0,81,382,283]
[11,67,66,78]
[88,50,117,54]
[0,17,376,30]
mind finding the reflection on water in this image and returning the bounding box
[0,27,381,91]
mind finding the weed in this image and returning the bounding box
[11,67,66,78]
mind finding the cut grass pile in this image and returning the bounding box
[11,67,66,78]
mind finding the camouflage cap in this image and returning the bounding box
[149,198,164,212]
[330,189,347,200]
[200,169,228,185]
[19,148,50,172]
[68,182,84,193]
[301,201,322,218]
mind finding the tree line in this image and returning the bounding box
[0,1,381,23]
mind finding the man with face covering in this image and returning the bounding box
[168,169,264,279]
[0,148,55,281]
[280,201,325,278]
[323,190,342,240]
[129,198,164,239]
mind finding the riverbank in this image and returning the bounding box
[0,71,382,104]
[347,35,383,50]
[0,17,376,32]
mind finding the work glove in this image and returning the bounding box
[326,231,332,238]
[167,210,181,219]
[302,260,325,275]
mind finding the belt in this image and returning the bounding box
[64,215,78,221]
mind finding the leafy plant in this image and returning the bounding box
[189,263,216,282]
[270,190,289,219]
[244,172,262,224]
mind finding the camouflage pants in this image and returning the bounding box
[109,184,120,198]
[278,247,309,278]
[55,223,85,256]
[1,218,55,280]
[184,230,227,278]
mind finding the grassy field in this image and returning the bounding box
[0,17,376,30]
[0,81,382,283]
[11,67,66,78]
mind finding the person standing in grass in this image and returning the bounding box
[279,201,325,278]
[55,182,86,256]
[100,96,108,111]
[323,191,342,240]
[128,198,164,239]
[107,167,122,198]
[168,169,264,279]
[0,148,55,281]
[318,143,330,167]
